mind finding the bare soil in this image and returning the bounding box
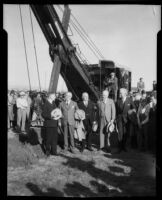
[7,129,156,196]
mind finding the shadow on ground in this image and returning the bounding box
[26,182,64,196]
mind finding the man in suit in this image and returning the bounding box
[78,92,96,152]
[116,88,136,153]
[137,78,145,93]
[108,72,118,102]
[42,93,59,157]
[97,90,116,152]
[59,92,78,153]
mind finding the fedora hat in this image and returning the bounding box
[51,108,62,120]
[74,109,85,121]
[107,122,115,133]
[19,91,26,96]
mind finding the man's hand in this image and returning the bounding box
[58,121,61,127]
[110,120,114,124]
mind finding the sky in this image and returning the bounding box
[3,4,161,91]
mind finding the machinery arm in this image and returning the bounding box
[30,5,99,102]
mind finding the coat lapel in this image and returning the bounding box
[68,101,73,110]
[122,97,128,112]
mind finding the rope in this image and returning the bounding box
[29,6,41,92]
[68,19,101,60]
[99,61,102,99]
[57,5,102,60]
[69,8,105,59]
[19,5,31,91]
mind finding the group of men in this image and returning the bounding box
[41,87,150,157]
[8,84,156,157]
[8,90,44,133]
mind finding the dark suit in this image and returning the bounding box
[116,97,135,151]
[78,100,95,148]
[59,100,78,150]
[42,100,58,155]
[108,77,118,102]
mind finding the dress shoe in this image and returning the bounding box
[87,147,93,151]
[80,148,84,153]
[122,147,128,152]
[115,148,122,154]
[51,151,58,155]
[46,151,50,157]
[106,148,111,153]
[71,148,77,154]
[51,153,59,156]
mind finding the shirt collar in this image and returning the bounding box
[103,98,107,104]
[122,96,127,103]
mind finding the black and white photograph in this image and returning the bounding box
[4,4,160,196]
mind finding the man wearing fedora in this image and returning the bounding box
[42,93,61,157]
[59,92,78,154]
[16,91,28,133]
[97,90,116,153]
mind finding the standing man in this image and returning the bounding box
[108,72,118,102]
[137,96,150,152]
[97,90,116,152]
[16,91,28,133]
[42,93,60,156]
[59,92,78,153]
[78,92,96,152]
[116,88,136,153]
[137,78,145,93]
[8,90,15,129]
[25,91,32,122]
[153,80,157,91]
[31,93,44,125]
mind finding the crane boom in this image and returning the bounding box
[30,4,99,102]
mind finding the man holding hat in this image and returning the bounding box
[97,90,116,153]
[16,91,28,133]
[42,93,61,157]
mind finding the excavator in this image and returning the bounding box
[30,5,131,103]
[30,5,99,102]
[28,4,131,146]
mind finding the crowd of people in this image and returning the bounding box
[8,81,156,157]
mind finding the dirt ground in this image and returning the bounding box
[7,128,156,196]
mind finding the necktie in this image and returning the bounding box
[85,101,88,107]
